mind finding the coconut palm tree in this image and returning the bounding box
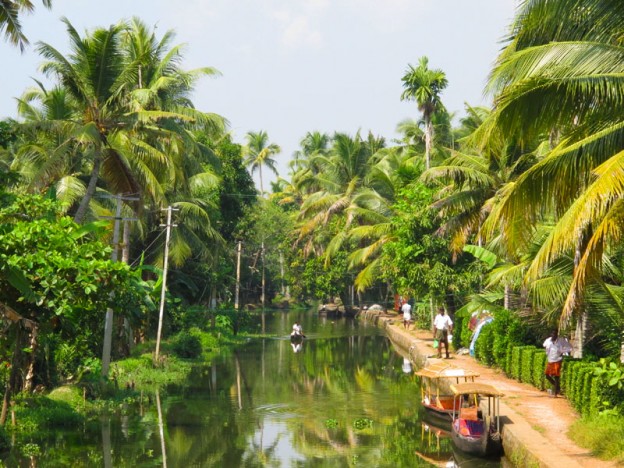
[0,0,51,51]
[422,106,539,257]
[28,18,225,225]
[244,130,281,196]
[478,0,624,355]
[401,56,448,170]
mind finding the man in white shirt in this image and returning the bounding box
[401,301,412,330]
[433,307,453,359]
[543,329,572,397]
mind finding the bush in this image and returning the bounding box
[561,358,580,396]
[475,322,495,366]
[0,425,8,452]
[171,331,202,359]
[510,346,534,381]
[520,347,537,384]
[454,309,472,350]
[532,350,547,390]
[11,394,83,434]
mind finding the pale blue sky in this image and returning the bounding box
[0,0,518,185]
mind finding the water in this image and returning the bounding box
[4,310,501,467]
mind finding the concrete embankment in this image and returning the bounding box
[360,309,588,468]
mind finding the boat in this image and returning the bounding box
[414,362,480,425]
[290,331,304,343]
[449,382,504,457]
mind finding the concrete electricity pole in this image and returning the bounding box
[235,241,242,310]
[155,206,178,363]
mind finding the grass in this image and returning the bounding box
[568,414,624,462]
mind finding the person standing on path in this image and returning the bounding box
[543,329,572,397]
[401,300,412,330]
[433,307,453,359]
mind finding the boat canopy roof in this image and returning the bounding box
[450,382,503,397]
[414,362,480,380]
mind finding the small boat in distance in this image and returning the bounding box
[450,382,504,457]
[415,362,480,425]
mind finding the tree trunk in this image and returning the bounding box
[1,327,23,426]
[424,117,434,170]
[571,228,590,358]
[504,284,511,310]
[23,325,39,393]
[74,155,102,224]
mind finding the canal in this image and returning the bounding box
[12,310,502,467]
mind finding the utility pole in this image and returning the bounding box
[155,206,178,363]
[279,251,285,297]
[260,241,266,308]
[235,241,242,310]
[101,194,138,378]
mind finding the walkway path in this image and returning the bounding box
[365,310,619,468]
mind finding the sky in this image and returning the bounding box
[0,0,519,188]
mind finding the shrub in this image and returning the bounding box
[0,425,8,452]
[520,347,537,384]
[454,309,472,350]
[532,351,547,390]
[11,394,83,434]
[171,331,202,359]
[510,346,534,381]
[475,322,495,366]
[561,358,580,396]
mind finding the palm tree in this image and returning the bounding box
[422,105,538,257]
[477,0,624,356]
[0,0,51,51]
[244,130,281,196]
[30,18,225,224]
[401,56,448,170]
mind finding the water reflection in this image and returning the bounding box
[5,310,501,467]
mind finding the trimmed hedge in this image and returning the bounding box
[475,322,495,366]
[466,310,624,416]
[511,346,535,381]
[531,350,547,390]
[520,347,537,384]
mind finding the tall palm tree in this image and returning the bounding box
[422,106,539,257]
[401,56,448,170]
[244,130,280,196]
[0,0,51,51]
[477,0,624,355]
[31,18,225,224]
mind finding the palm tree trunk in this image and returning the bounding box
[258,165,264,196]
[74,155,103,224]
[504,284,511,310]
[425,117,434,170]
[571,229,590,358]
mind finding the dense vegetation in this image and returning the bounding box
[1,0,624,461]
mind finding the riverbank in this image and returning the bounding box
[360,309,619,468]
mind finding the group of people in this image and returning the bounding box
[399,299,454,359]
[294,303,570,397]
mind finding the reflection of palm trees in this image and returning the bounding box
[280,336,410,464]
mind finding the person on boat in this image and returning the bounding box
[543,329,572,397]
[433,307,453,359]
[292,322,302,335]
[401,300,412,330]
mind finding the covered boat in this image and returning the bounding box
[450,382,504,457]
[414,362,480,425]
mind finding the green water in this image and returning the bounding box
[4,310,501,467]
